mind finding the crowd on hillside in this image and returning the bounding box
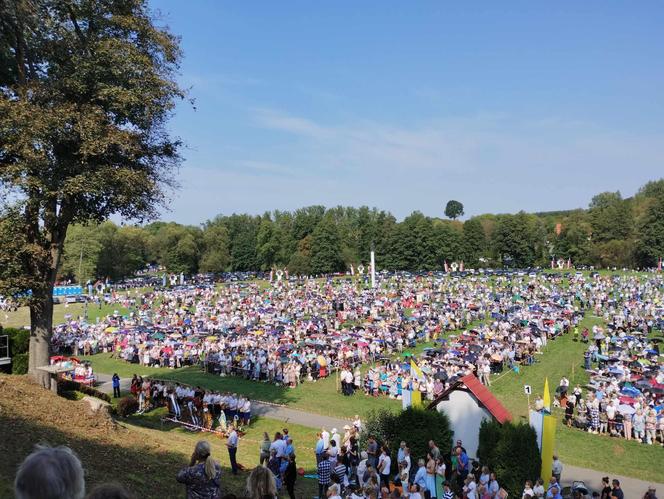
[49,273,663,405]
[555,307,664,445]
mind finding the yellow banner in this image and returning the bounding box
[540,414,556,480]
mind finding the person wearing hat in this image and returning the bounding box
[331,428,341,449]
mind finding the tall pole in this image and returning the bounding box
[370,247,376,289]
[78,243,84,284]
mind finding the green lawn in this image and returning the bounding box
[488,313,664,483]
[82,353,400,419]
[123,408,321,497]
[1,300,134,329]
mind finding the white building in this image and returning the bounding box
[428,374,511,459]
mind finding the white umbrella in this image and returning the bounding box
[618,404,635,415]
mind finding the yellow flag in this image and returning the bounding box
[411,360,424,381]
[543,377,551,413]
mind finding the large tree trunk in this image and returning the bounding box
[28,292,54,388]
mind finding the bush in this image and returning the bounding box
[58,380,112,403]
[2,327,30,355]
[478,420,541,496]
[116,396,139,417]
[362,407,453,474]
[477,419,502,468]
[12,352,29,374]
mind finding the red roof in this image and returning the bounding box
[460,374,512,424]
[428,374,512,424]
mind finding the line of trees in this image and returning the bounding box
[58,179,664,282]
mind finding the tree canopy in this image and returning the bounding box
[0,0,184,382]
[445,199,464,219]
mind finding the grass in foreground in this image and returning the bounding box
[0,374,321,498]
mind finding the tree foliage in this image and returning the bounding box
[47,176,664,284]
[478,420,541,497]
[0,0,185,380]
[444,200,464,220]
[362,408,453,474]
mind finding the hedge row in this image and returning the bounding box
[478,419,542,496]
[11,352,29,375]
[1,327,30,355]
[57,380,112,403]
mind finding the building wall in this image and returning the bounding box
[435,390,492,459]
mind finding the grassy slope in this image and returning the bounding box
[488,314,664,483]
[1,302,131,329]
[0,375,320,499]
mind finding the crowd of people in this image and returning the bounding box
[50,273,662,403]
[14,436,659,499]
[122,375,254,433]
[532,275,664,446]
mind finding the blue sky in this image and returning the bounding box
[152,1,664,224]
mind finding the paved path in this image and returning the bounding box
[95,373,348,429]
[94,374,662,496]
[561,463,662,498]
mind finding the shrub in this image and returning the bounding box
[477,419,502,468]
[12,352,29,374]
[478,420,541,496]
[1,327,30,355]
[58,380,112,403]
[362,407,453,474]
[116,396,139,417]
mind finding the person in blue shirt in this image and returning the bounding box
[111,373,121,398]
[315,432,325,463]
[285,437,294,457]
[413,459,427,491]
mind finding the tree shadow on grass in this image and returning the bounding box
[0,411,273,499]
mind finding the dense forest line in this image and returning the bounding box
[58,179,664,282]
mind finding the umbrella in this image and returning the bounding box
[618,404,635,415]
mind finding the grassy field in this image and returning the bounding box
[488,313,664,483]
[1,301,132,329]
[81,353,401,418]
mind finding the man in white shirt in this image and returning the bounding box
[227,427,239,475]
[270,433,287,458]
[321,427,330,449]
[331,428,340,449]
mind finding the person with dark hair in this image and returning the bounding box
[86,483,134,499]
[610,480,624,499]
[318,452,332,499]
[600,477,612,499]
[112,373,121,398]
[284,454,297,499]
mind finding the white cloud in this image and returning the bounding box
[163,108,664,223]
